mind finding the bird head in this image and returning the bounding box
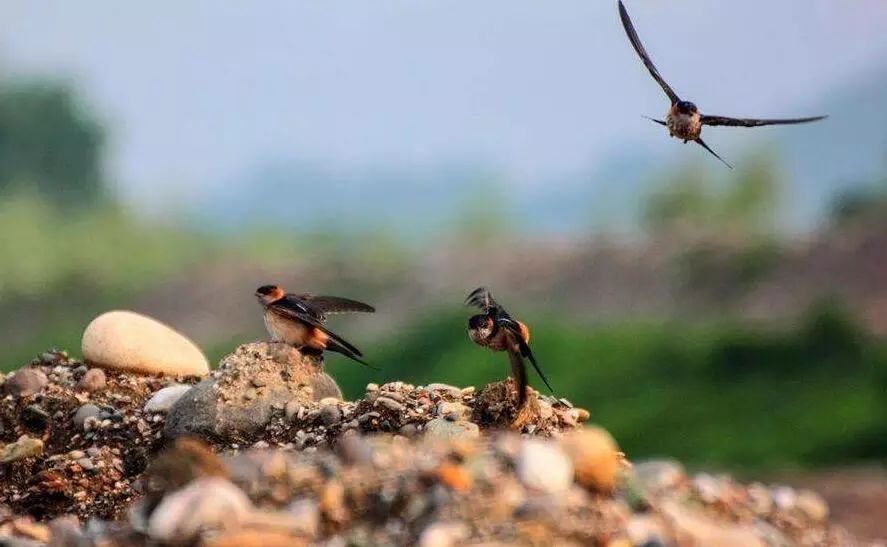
[255,284,285,304]
[676,101,698,115]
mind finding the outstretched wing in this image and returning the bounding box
[296,294,376,315]
[270,297,365,357]
[701,114,827,127]
[618,0,680,104]
[694,137,733,169]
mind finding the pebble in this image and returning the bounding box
[0,435,44,463]
[73,404,102,430]
[68,450,86,460]
[285,400,301,422]
[3,368,48,397]
[419,521,470,547]
[286,499,320,538]
[425,383,462,398]
[144,384,193,413]
[81,310,210,377]
[561,427,623,493]
[76,368,107,392]
[21,405,51,431]
[516,439,574,494]
[76,458,95,471]
[424,419,480,440]
[318,404,342,426]
[147,477,252,543]
[771,486,797,511]
[633,460,686,493]
[435,401,469,421]
[375,396,405,412]
[692,473,725,503]
[795,489,829,522]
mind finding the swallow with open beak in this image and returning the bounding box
[255,284,375,368]
[618,0,827,169]
[465,287,553,408]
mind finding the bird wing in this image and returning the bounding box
[700,114,827,127]
[295,294,376,315]
[465,287,507,315]
[270,297,365,357]
[618,0,680,104]
[694,137,733,169]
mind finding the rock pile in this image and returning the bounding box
[0,344,871,546]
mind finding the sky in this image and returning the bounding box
[1,1,886,220]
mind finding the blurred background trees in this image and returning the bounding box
[0,79,106,207]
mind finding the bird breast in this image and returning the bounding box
[667,111,702,141]
[263,310,312,346]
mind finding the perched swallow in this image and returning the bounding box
[465,287,553,408]
[617,0,827,168]
[255,284,376,368]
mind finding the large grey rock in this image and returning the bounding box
[164,342,342,443]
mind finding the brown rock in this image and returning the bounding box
[3,368,48,397]
[562,427,624,493]
[76,368,106,392]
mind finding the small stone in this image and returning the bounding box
[771,486,797,511]
[73,404,102,430]
[76,368,107,392]
[575,408,590,422]
[692,473,725,503]
[425,383,462,398]
[398,424,419,437]
[21,405,51,431]
[244,388,258,400]
[375,396,404,412]
[516,439,574,494]
[285,400,302,422]
[250,377,267,387]
[461,386,476,396]
[419,521,469,547]
[561,427,623,493]
[423,419,480,441]
[318,404,342,426]
[633,460,686,493]
[76,458,95,471]
[0,435,44,463]
[366,383,379,392]
[86,447,101,457]
[81,310,210,376]
[68,450,86,460]
[3,368,48,397]
[795,489,828,522]
[435,401,469,421]
[286,499,320,538]
[148,477,252,543]
[144,385,193,413]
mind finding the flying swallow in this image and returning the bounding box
[465,287,553,408]
[617,0,827,168]
[255,284,376,368]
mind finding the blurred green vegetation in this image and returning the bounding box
[325,303,886,470]
[0,79,106,206]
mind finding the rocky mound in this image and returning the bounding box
[0,343,871,546]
